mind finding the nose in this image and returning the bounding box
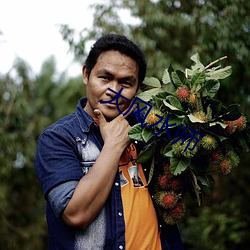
[106,81,121,97]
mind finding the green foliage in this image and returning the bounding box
[128,54,250,230]
[180,202,249,250]
[0,57,85,249]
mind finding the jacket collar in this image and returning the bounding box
[75,97,98,133]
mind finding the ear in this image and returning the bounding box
[82,65,88,85]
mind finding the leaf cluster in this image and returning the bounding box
[129,54,250,224]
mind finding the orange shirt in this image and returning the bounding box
[119,143,162,250]
[93,117,161,249]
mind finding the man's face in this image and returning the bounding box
[83,50,139,120]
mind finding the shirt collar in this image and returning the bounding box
[75,97,98,133]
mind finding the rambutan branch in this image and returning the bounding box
[202,56,228,71]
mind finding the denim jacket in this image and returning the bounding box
[35,98,184,250]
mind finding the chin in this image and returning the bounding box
[101,109,120,119]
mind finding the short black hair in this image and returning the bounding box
[85,33,147,85]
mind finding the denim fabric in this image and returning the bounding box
[48,181,79,218]
[35,97,184,250]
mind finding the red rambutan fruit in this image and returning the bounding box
[162,162,173,177]
[158,175,169,189]
[219,158,232,175]
[171,203,185,219]
[224,120,236,134]
[176,86,190,102]
[169,178,182,190]
[234,115,247,131]
[161,192,178,208]
[210,151,222,162]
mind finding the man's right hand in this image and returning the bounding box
[94,105,135,152]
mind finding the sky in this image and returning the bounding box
[0,0,95,77]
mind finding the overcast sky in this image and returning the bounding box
[0,0,95,77]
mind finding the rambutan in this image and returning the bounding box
[224,115,247,134]
[227,150,240,168]
[234,115,247,131]
[193,111,207,122]
[155,191,178,209]
[162,213,176,225]
[158,175,169,189]
[189,93,196,105]
[145,108,163,126]
[172,141,183,157]
[171,203,185,219]
[218,158,232,175]
[170,178,182,190]
[161,162,174,178]
[210,151,222,162]
[172,140,198,158]
[176,86,190,102]
[224,120,236,134]
[201,135,218,150]
[181,140,198,158]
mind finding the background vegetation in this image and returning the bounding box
[1,0,249,249]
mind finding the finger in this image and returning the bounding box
[94,109,107,125]
[122,104,137,119]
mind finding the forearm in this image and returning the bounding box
[62,143,124,228]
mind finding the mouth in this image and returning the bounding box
[101,101,120,109]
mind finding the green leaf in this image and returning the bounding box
[128,124,143,141]
[143,76,161,88]
[188,114,206,123]
[190,53,204,70]
[162,143,173,157]
[163,100,180,111]
[170,157,190,175]
[136,144,155,164]
[221,104,241,120]
[206,66,232,80]
[164,149,174,157]
[136,88,162,102]
[166,96,183,110]
[189,170,202,206]
[147,156,155,185]
[142,127,155,142]
[171,70,186,87]
[217,135,227,142]
[168,115,185,127]
[162,82,176,94]
[197,175,212,187]
[205,98,222,114]
[191,71,206,90]
[202,80,220,98]
[162,69,171,84]
[209,121,227,129]
[163,101,187,115]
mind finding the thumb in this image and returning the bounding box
[94,109,106,125]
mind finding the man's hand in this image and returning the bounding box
[94,105,136,151]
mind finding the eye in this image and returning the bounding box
[99,76,109,81]
[121,81,133,87]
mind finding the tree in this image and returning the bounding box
[0,57,85,250]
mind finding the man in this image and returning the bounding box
[35,34,184,249]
